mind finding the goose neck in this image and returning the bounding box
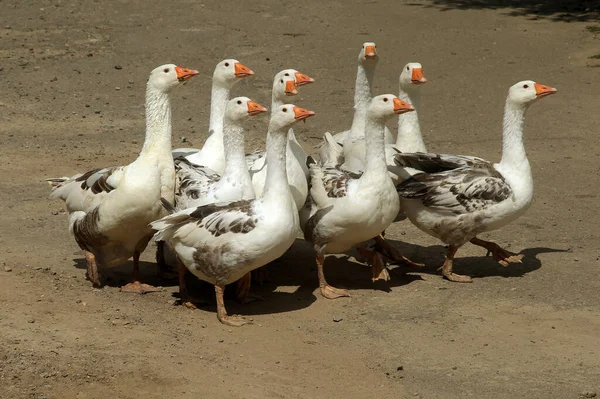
[139,85,172,159]
[208,84,230,136]
[499,101,529,169]
[361,115,389,180]
[396,88,426,152]
[348,62,376,141]
[220,120,248,179]
[261,127,291,202]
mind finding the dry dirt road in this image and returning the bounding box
[1,0,599,398]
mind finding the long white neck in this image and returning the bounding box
[261,126,291,203]
[272,93,298,154]
[208,84,230,136]
[499,101,529,169]
[396,87,426,152]
[347,62,375,141]
[139,85,172,159]
[220,119,248,181]
[361,114,389,182]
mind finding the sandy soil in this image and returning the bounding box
[1,0,600,398]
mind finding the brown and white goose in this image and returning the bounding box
[396,80,557,282]
[151,104,315,326]
[47,64,198,292]
[303,95,414,299]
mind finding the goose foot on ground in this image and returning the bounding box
[316,252,350,299]
[470,237,524,266]
[439,245,472,283]
[216,285,252,327]
[120,251,162,294]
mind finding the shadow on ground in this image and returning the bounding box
[411,0,600,22]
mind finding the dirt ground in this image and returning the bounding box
[1,0,600,398]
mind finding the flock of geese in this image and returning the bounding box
[47,42,558,326]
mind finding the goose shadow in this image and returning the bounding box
[381,237,569,280]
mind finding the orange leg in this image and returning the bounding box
[215,284,251,327]
[356,245,390,282]
[439,245,472,283]
[470,237,524,266]
[316,247,350,299]
[84,251,102,287]
[236,272,264,304]
[120,251,162,294]
[374,234,423,268]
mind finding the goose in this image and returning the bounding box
[395,81,557,282]
[172,59,254,173]
[151,104,315,326]
[248,69,314,210]
[46,64,198,292]
[174,97,268,210]
[341,62,428,182]
[318,42,394,166]
[303,95,414,299]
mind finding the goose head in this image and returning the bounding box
[225,97,268,122]
[399,62,427,89]
[274,75,299,100]
[213,59,254,89]
[269,104,316,132]
[147,64,199,92]
[507,80,557,107]
[368,94,414,122]
[359,42,379,64]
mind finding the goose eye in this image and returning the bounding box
[224,62,230,67]
[284,73,290,76]
[406,66,410,71]
[523,84,529,88]
[280,79,284,83]
[383,97,388,102]
[282,108,287,113]
[164,68,170,73]
[237,100,242,105]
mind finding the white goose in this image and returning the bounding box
[304,95,414,299]
[396,81,557,282]
[47,64,198,292]
[341,62,428,183]
[318,42,394,167]
[174,97,267,210]
[248,69,314,210]
[151,104,316,326]
[173,59,254,174]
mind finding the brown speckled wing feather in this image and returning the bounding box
[319,167,362,198]
[72,207,108,252]
[174,157,220,208]
[75,167,121,195]
[397,160,512,215]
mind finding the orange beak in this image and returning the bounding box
[247,100,267,116]
[175,66,199,81]
[364,45,377,59]
[534,83,557,98]
[392,98,414,114]
[293,106,316,121]
[294,71,315,86]
[285,80,298,95]
[234,62,254,78]
[411,68,427,84]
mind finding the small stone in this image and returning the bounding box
[580,392,597,398]
[180,136,188,143]
[94,110,101,114]
[27,318,35,323]
[4,266,12,272]
[452,366,457,370]
[332,315,343,322]
[51,210,58,215]
[114,65,122,70]
[34,266,42,270]
[75,299,82,304]
[19,59,29,67]
[396,366,404,371]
